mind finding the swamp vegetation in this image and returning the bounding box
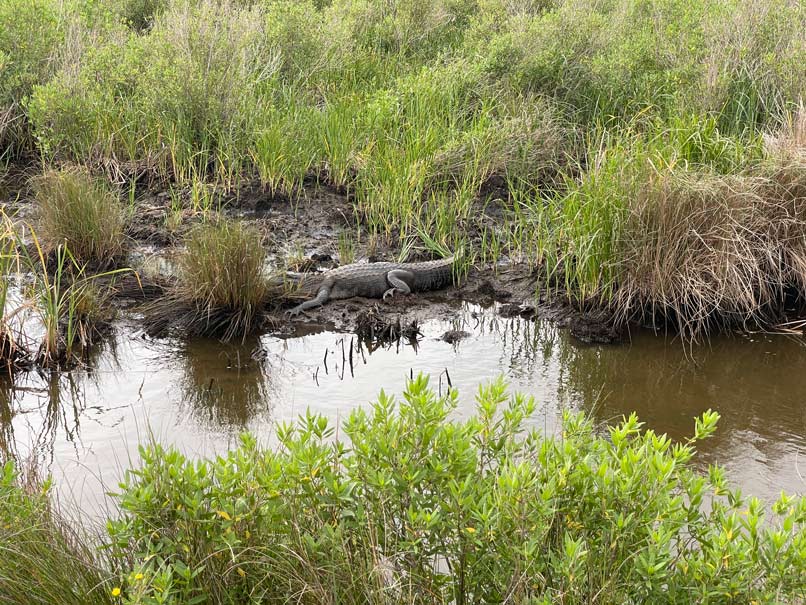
[0,0,803,344]
[2,376,806,604]
[1,0,806,602]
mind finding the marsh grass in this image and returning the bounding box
[33,168,127,269]
[146,219,276,340]
[0,213,25,372]
[9,0,806,337]
[0,461,114,605]
[550,114,806,337]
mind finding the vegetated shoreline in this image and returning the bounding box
[2,0,805,351]
[2,375,806,604]
[4,163,627,357]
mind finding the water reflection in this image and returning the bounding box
[0,371,84,465]
[174,337,274,429]
[557,330,806,496]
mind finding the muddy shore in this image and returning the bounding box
[4,172,624,344]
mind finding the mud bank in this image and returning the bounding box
[4,171,622,344]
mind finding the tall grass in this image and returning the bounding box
[22,230,122,367]
[146,219,274,340]
[7,0,806,336]
[0,212,23,372]
[33,168,127,269]
[0,461,114,605]
[549,113,806,337]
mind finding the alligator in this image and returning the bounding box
[286,257,455,316]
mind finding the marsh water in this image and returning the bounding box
[1,301,805,513]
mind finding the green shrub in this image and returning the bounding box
[33,168,127,268]
[118,0,168,31]
[466,1,702,124]
[0,0,64,153]
[107,375,806,604]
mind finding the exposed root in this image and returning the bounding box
[355,307,421,348]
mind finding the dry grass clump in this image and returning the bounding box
[614,147,806,337]
[33,168,127,269]
[553,109,806,338]
[146,219,274,340]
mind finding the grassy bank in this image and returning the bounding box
[1,0,805,336]
[2,376,806,603]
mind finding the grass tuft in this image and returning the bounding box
[146,219,275,340]
[0,460,114,605]
[33,168,127,269]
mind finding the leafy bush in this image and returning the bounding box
[0,0,64,153]
[106,375,806,604]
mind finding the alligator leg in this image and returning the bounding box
[383,269,414,300]
[287,285,331,317]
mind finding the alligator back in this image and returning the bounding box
[326,257,454,300]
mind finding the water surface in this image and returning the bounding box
[2,302,804,514]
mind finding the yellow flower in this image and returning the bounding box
[237,567,246,578]
[111,587,121,597]
[135,573,144,581]
[216,510,232,521]
[465,527,476,534]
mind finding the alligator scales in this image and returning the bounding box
[287,257,454,316]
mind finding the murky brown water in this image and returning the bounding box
[1,302,805,513]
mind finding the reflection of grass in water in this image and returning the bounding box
[0,331,120,466]
[554,332,806,451]
[177,337,273,428]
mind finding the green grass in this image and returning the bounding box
[33,168,128,269]
[3,0,805,336]
[145,218,275,340]
[0,461,115,605]
[546,115,806,337]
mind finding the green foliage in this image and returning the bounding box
[331,0,476,59]
[106,376,806,604]
[119,0,168,31]
[0,0,62,105]
[33,167,128,267]
[13,0,806,336]
[0,0,63,152]
[0,461,114,605]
